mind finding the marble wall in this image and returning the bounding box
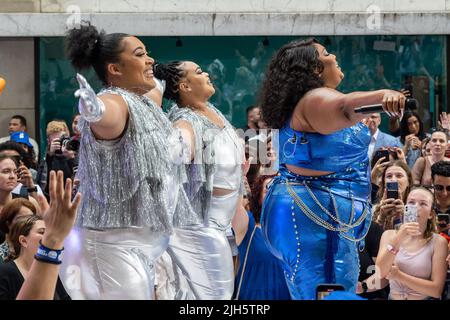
[1,1,449,36]
[1,0,449,13]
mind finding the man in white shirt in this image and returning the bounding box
[0,115,39,161]
[366,113,403,160]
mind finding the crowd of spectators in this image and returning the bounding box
[0,101,449,300]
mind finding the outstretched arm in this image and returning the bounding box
[296,88,405,134]
[75,73,129,140]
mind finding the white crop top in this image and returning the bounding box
[212,126,242,190]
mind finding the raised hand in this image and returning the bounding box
[75,73,105,123]
[439,112,450,131]
[41,170,81,249]
[370,155,388,183]
[16,161,34,188]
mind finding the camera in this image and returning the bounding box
[55,135,80,154]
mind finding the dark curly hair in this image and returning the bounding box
[153,61,186,102]
[259,38,324,129]
[65,21,129,85]
[249,174,277,223]
[399,111,426,144]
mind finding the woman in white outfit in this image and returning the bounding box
[155,60,244,300]
[61,23,198,300]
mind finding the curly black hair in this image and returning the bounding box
[399,111,426,144]
[259,38,324,129]
[153,61,186,102]
[65,21,129,85]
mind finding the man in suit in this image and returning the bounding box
[366,113,403,160]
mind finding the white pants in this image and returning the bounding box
[166,190,239,300]
[60,227,169,300]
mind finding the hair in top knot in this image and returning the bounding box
[65,21,130,85]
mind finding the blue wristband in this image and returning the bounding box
[34,240,64,265]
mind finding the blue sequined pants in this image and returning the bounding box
[261,171,371,300]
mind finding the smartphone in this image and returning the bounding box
[372,149,390,164]
[386,182,399,199]
[403,204,418,223]
[315,283,345,300]
[393,218,402,230]
[15,168,23,180]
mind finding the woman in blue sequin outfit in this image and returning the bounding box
[259,38,406,300]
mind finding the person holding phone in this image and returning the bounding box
[376,186,448,300]
[0,155,41,215]
[358,160,414,299]
[365,113,403,162]
[258,38,406,299]
[373,161,413,229]
[398,111,427,168]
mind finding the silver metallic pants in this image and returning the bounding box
[60,227,169,300]
[167,190,239,300]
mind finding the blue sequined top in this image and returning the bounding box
[278,120,371,179]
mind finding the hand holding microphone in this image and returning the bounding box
[355,90,417,117]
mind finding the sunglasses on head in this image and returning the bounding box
[430,127,449,135]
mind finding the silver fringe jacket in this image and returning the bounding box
[76,87,200,231]
[168,102,243,223]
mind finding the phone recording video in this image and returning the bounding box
[403,204,418,224]
[386,182,399,200]
[315,284,345,300]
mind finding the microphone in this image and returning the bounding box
[354,98,417,114]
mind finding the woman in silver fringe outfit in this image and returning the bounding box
[60,23,199,300]
[155,61,244,300]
